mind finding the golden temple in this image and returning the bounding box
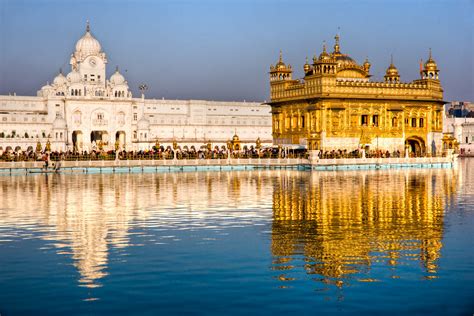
[268,35,444,156]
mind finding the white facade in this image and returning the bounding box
[444,116,474,155]
[0,23,272,152]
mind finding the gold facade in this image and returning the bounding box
[271,169,458,287]
[269,36,444,155]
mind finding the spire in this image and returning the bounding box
[115,65,119,72]
[429,48,432,59]
[363,56,371,72]
[334,33,340,53]
[279,50,283,63]
[390,54,394,66]
[59,68,63,74]
[323,41,327,54]
[86,20,90,32]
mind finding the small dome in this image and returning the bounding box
[52,117,67,129]
[303,57,311,72]
[424,56,438,71]
[53,71,67,86]
[275,50,287,69]
[67,69,81,83]
[137,117,150,130]
[41,83,52,90]
[232,134,240,141]
[386,63,399,76]
[423,49,438,72]
[75,22,102,57]
[318,44,331,61]
[110,67,125,85]
[333,54,357,66]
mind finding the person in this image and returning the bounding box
[43,153,49,170]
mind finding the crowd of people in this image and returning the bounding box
[0,145,438,163]
[0,145,291,163]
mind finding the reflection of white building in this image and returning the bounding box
[0,23,272,152]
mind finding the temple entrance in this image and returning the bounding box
[91,131,109,151]
[405,137,425,157]
[72,131,83,152]
[115,131,126,150]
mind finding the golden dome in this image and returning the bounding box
[329,34,359,67]
[232,134,240,141]
[424,49,438,71]
[386,56,399,76]
[275,50,286,69]
[318,43,331,61]
[303,57,311,72]
[386,63,399,76]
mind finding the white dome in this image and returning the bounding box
[41,83,52,90]
[110,68,125,85]
[67,70,81,83]
[137,117,150,130]
[52,117,67,129]
[53,72,67,86]
[75,25,101,57]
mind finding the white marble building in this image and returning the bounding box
[0,23,272,152]
[443,111,474,156]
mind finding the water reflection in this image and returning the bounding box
[271,168,458,288]
[0,167,460,293]
[0,171,273,288]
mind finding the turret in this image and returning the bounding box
[313,43,337,75]
[421,49,439,80]
[384,55,400,83]
[269,50,293,82]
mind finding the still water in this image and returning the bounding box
[0,161,473,315]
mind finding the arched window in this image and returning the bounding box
[392,117,397,127]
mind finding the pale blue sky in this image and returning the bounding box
[0,0,472,101]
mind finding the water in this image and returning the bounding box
[0,161,473,315]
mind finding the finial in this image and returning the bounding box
[59,68,62,74]
[305,56,309,64]
[429,48,432,59]
[115,65,119,72]
[86,20,90,32]
[334,31,340,53]
[279,50,283,62]
[322,40,327,53]
[390,54,394,65]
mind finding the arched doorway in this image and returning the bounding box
[90,131,109,150]
[115,131,126,150]
[72,131,83,152]
[405,137,425,157]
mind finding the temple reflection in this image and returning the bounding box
[0,171,272,288]
[271,168,459,288]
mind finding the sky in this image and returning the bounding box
[0,0,472,102]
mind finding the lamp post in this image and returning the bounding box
[139,84,148,99]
